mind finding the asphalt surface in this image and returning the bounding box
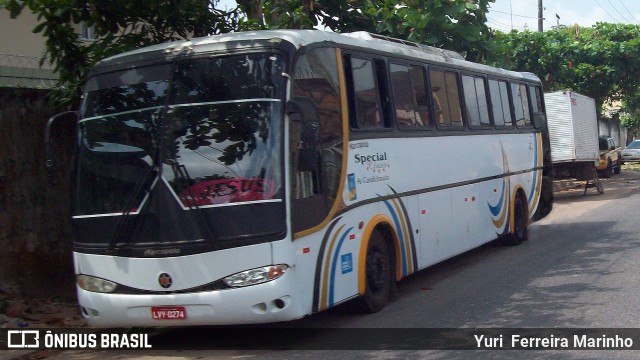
[4,169,640,359]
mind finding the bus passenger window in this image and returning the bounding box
[429,69,463,128]
[349,57,385,129]
[462,75,490,127]
[390,63,431,129]
[489,79,512,127]
[511,83,531,127]
[529,85,544,113]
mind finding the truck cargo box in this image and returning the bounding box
[544,91,599,163]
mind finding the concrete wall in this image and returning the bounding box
[0,9,58,88]
[599,118,628,148]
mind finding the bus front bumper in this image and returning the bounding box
[77,273,303,327]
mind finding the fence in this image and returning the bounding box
[0,53,57,89]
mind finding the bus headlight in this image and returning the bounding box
[223,264,288,288]
[77,274,117,293]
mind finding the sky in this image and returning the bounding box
[486,0,640,32]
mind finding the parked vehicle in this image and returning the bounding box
[544,91,601,189]
[44,30,554,328]
[545,91,599,165]
[621,140,640,164]
[597,136,622,177]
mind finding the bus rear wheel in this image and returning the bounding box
[501,194,528,246]
[357,230,393,313]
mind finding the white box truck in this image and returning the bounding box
[544,91,599,164]
[544,91,603,193]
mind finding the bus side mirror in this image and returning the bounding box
[45,111,78,184]
[287,98,320,172]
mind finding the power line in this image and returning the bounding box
[490,8,539,20]
[486,16,529,31]
[593,0,623,22]
[545,18,557,28]
[619,0,640,23]
[606,0,632,22]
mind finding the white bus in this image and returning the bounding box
[49,30,553,327]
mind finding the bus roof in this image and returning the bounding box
[93,29,540,83]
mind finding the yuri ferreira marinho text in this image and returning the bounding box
[475,334,634,349]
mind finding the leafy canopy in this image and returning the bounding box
[489,23,640,119]
[4,0,494,105]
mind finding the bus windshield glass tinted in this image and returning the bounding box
[76,53,285,217]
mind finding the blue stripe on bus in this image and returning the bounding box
[488,177,506,217]
[383,199,408,276]
[328,226,353,306]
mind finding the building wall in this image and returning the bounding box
[599,118,628,147]
[0,9,57,88]
[0,9,51,60]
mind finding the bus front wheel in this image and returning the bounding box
[357,230,393,313]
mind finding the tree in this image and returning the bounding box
[4,0,495,104]
[489,23,640,116]
[239,0,494,61]
[620,112,640,140]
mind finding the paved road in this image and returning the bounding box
[11,172,640,359]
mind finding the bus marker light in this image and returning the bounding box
[302,247,310,254]
[267,266,285,279]
[358,221,364,229]
[349,234,356,240]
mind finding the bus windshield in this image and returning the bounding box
[76,53,285,218]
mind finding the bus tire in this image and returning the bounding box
[357,230,393,313]
[501,194,528,246]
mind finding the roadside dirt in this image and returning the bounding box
[0,280,85,329]
[553,164,640,196]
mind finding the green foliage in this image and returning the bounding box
[489,23,640,118]
[620,113,640,129]
[358,0,493,60]
[4,0,495,106]
[256,0,494,60]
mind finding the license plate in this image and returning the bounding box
[151,306,186,320]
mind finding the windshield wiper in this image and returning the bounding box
[106,165,159,254]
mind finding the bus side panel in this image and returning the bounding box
[417,190,451,268]
[305,131,542,311]
[308,205,378,312]
[501,132,543,221]
[307,200,420,312]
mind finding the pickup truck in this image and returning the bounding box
[596,136,622,177]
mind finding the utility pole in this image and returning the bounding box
[538,0,544,32]
[510,0,513,30]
